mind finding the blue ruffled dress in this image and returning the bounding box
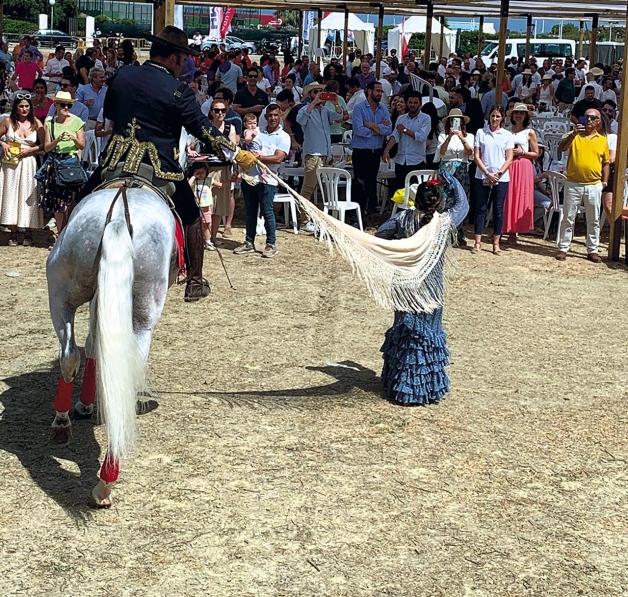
[377,172,469,406]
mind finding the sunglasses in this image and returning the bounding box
[584,115,599,121]
[16,92,31,100]
[212,108,227,113]
[57,102,72,109]
[60,83,73,88]
[602,108,615,114]
[247,74,258,78]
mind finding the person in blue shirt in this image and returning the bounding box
[350,81,392,214]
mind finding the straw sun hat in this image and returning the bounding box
[53,91,75,104]
[506,102,534,117]
[442,108,470,125]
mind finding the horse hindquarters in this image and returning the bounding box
[90,217,144,508]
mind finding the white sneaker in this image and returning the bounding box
[204,241,216,251]
[301,221,317,235]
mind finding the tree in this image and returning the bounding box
[550,23,581,40]
[4,0,78,28]
[275,10,300,30]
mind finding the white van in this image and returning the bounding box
[480,38,576,64]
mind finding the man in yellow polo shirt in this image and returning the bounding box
[556,109,610,262]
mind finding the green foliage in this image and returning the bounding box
[2,17,39,33]
[4,0,78,28]
[274,10,300,30]
[550,23,581,40]
[458,31,498,55]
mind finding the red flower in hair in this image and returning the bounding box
[426,179,440,187]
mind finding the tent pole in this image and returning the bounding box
[298,11,304,58]
[343,6,349,73]
[589,14,599,65]
[578,20,584,59]
[317,8,323,67]
[477,16,484,59]
[494,0,509,108]
[525,14,532,64]
[439,15,445,61]
[371,3,384,79]
[424,1,434,69]
[608,5,628,259]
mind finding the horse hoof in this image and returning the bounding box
[73,401,94,420]
[50,416,72,444]
[88,480,112,509]
[136,399,159,416]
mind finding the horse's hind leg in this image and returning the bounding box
[50,298,81,444]
[75,300,97,419]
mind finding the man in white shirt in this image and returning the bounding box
[43,45,69,94]
[345,77,365,125]
[600,78,617,103]
[576,71,603,101]
[378,67,393,107]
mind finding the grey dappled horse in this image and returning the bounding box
[46,187,178,508]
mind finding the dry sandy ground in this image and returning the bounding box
[1,224,628,597]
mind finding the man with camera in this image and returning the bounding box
[296,82,345,233]
[556,109,609,263]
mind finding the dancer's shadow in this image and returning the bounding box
[167,361,382,409]
[0,362,102,521]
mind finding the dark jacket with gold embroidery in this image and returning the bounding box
[101,61,235,181]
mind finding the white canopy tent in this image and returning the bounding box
[387,16,457,61]
[309,12,375,60]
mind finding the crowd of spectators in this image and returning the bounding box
[0,34,623,263]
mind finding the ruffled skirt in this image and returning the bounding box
[380,308,450,405]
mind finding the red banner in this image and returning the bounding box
[220,7,236,39]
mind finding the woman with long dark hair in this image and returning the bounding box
[390,95,406,127]
[0,92,44,245]
[420,101,442,167]
[31,77,53,121]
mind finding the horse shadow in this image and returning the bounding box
[0,362,103,522]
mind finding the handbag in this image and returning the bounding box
[50,119,87,186]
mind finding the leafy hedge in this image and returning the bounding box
[2,18,39,34]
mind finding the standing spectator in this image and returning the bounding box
[18,37,43,62]
[576,71,603,101]
[555,67,577,109]
[31,78,53,121]
[12,51,41,91]
[537,74,556,108]
[351,81,392,214]
[390,95,407,126]
[216,52,243,93]
[382,90,430,195]
[602,99,618,134]
[284,74,302,102]
[0,41,13,67]
[323,80,347,143]
[0,93,44,245]
[420,102,442,167]
[263,57,276,86]
[233,67,269,117]
[600,77,617,103]
[75,48,96,85]
[234,104,290,258]
[472,105,514,255]
[43,46,68,94]
[356,61,376,90]
[76,67,107,130]
[516,69,536,103]
[435,108,474,196]
[503,103,539,244]
[296,82,344,232]
[303,63,321,86]
[480,77,508,121]
[345,77,365,125]
[556,109,609,263]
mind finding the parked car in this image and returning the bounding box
[199,36,258,53]
[30,29,81,49]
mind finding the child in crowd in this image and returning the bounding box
[188,162,221,250]
[242,112,269,183]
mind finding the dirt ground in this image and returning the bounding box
[1,221,628,597]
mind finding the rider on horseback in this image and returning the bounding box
[77,26,257,301]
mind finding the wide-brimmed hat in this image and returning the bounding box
[542,73,552,81]
[303,82,325,96]
[590,67,604,76]
[522,69,533,75]
[53,91,75,104]
[507,102,534,116]
[472,70,482,75]
[144,25,200,57]
[442,108,470,124]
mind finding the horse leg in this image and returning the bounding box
[89,450,118,509]
[50,300,81,444]
[75,300,97,419]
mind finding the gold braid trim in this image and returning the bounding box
[200,125,236,161]
[100,118,184,181]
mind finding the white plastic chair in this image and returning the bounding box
[342,129,352,145]
[82,130,100,172]
[541,119,570,135]
[391,169,434,217]
[273,192,299,234]
[377,160,396,213]
[543,133,565,171]
[543,171,582,244]
[331,143,345,166]
[316,167,363,230]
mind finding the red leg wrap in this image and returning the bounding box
[53,377,74,413]
[100,451,120,483]
[80,358,97,406]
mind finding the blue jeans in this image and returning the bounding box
[473,179,508,236]
[242,181,277,246]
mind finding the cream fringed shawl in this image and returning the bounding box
[265,166,454,315]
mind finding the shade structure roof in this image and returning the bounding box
[175,0,628,19]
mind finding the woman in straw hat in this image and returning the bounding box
[39,90,85,245]
[538,73,557,108]
[516,69,537,104]
[503,103,539,243]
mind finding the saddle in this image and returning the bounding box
[95,162,186,276]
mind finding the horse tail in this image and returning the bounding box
[95,215,141,462]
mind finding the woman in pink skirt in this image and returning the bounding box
[503,103,539,245]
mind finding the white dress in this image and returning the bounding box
[0,123,42,228]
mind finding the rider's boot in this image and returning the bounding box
[184,217,211,302]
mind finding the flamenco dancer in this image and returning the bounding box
[375,170,468,405]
